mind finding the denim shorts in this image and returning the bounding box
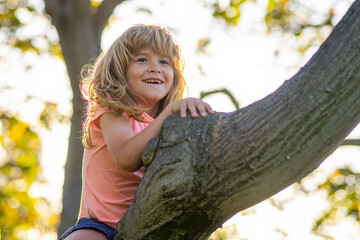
[59,218,116,240]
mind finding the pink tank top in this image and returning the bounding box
[79,108,153,228]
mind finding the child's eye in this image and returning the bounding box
[136,58,147,62]
[160,60,170,65]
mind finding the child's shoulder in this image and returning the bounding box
[91,108,126,131]
[120,111,130,120]
[93,107,114,118]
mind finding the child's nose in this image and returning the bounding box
[148,62,161,73]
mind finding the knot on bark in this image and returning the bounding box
[142,137,159,165]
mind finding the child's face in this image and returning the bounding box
[126,48,174,109]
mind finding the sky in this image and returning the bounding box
[1,0,360,239]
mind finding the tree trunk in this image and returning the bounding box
[116,1,360,239]
[45,1,99,235]
[44,0,123,235]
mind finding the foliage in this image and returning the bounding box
[313,166,360,237]
[264,0,338,53]
[212,0,250,25]
[209,0,346,53]
[39,102,70,130]
[0,0,347,58]
[0,113,58,239]
[208,224,239,240]
[0,0,61,57]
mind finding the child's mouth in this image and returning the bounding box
[143,79,162,84]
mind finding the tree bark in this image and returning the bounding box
[341,139,360,146]
[116,1,360,239]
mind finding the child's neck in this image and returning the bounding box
[146,104,159,119]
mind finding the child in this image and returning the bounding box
[60,24,213,240]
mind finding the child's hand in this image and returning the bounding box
[168,98,214,118]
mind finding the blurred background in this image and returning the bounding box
[0,0,359,239]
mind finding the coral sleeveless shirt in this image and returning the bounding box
[79,108,153,228]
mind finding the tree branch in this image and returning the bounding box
[341,139,360,146]
[116,1,360,239]
[200,88,240,110]
[93,0,125,40]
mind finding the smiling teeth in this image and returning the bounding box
[144,79,162,84]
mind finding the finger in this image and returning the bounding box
[179,101,187,118]
[195,101,207,117]
[204,102,214,114]
[187,100,198,117]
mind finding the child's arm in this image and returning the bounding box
[100,98,213,172]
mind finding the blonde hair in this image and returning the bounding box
[81,24,187,147]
